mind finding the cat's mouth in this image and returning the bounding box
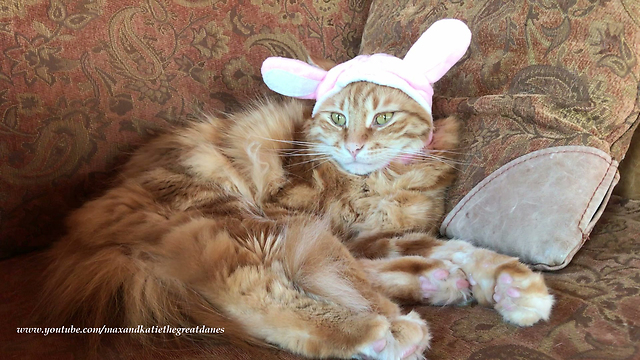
[339,160,385,176]
[338,146,430,175]
[336,131,434,175]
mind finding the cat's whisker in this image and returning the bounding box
[410,153,471,165]
[309,158,333,171]
[418,158,468,171]
[381,151,469,172]
[283,153,333,157]
[278,146,314,151]
[260,145,325,156]
[254,135,317,146]
[282,146,333,157]
[397,148,462,158]
[393,148,470,164]
[297,157,331,165]
[431,157,472,168]
[260,147,322,157]
[285,156,333,168]
[432,149,468,155]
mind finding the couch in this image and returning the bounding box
[1,0,639,359]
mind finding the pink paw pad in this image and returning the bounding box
[419,276,438,292]
[372,338,386,353]
[507,288,521,298]
[456,279,470,289]
[401,344,418,359]
[420,269,450,295]
[420,266,470,305]
[494,273,522,306]
[433,269,449,280]
[498,273,513,284]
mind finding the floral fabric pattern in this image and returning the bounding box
[0,1,639,359]
[617,129,640,198]
[1,197,638,359]
[0,0,372,258]
[360,0,640,214]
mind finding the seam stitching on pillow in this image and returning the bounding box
[578,157,615,235]
[443,149,611,232]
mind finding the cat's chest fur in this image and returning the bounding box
[274,161,447,236]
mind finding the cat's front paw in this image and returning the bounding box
[356,311,430,360]
[489,267,554,326]
[420,261,471,306]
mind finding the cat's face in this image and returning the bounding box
[307,82,433,175]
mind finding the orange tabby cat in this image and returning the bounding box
[43,81,553,359]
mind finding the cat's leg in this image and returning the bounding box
[349,233,553,326]
[425,239,554,326]
[349,233,470,306]
[359,256,472,306]
[159,216,431,359]
[214,274,431,360]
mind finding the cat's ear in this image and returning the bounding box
[403,19,471,83]
[306,55,337,71]
[261,57,328,99]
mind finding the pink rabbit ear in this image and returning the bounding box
[403,19,471,83]
[261,57,328,99]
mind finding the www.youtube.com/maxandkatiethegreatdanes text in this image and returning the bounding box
[17,325,225,337]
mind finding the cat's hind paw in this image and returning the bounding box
[356,311,430,360]
[420,261,471,306]
[492,269,554,326]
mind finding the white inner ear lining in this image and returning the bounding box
[263,69,323,98]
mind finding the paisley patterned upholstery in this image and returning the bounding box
[618,130,640,198]
[1,197,638,359]
[360,0,640,214]
[0,1,639,359]
[360,0,640,270]
[0,0,372,257]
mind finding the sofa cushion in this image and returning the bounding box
[360,0,640,269]
[2,197,639,359]
[617,128,640,199]
[0,0,372,258]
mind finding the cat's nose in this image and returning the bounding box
[345,142,364,158]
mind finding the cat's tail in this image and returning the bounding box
[38,188,259,351]
[38,194,373,354]
[39,199,428,358]
[39,234,256,349]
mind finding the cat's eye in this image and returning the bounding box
[374,112,394,126]
[330,112,346,126]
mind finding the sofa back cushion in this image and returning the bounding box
[0,0,372,258]
[360,0,640,269]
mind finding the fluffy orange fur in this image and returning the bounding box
[42,82,553,359]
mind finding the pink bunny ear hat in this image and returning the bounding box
[261,19,472,117]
